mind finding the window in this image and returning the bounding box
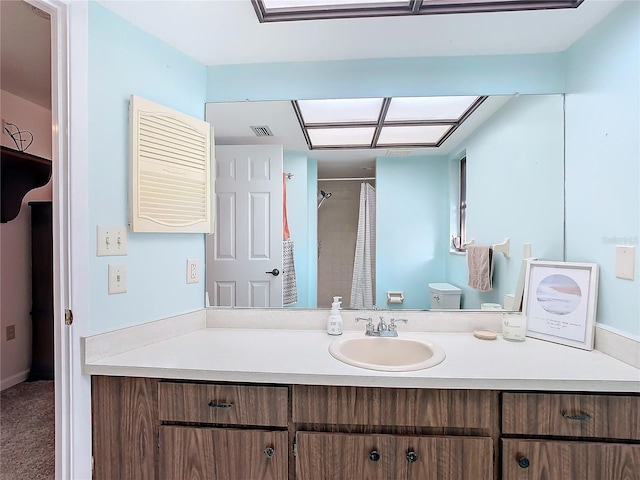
[252,0,584,23]
[459,155,467,248]
[452,155,466,251]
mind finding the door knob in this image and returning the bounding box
[369,450,380,462]
[265,268,280,276]
[406,451,418,463]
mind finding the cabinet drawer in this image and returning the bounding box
[160,426,288,480]
[158,382,288,427]
[502,392,640,440]
[293,385,499,430]
[502,439,640,480]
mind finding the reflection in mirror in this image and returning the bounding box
[205,94,564,311]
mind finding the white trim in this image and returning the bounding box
[66,2,92,480]
[0,370,30,391]
[23,1,92,479]
[22,1,73,478]
[595,323,640,370]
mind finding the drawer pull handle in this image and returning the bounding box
[517,455,530,469]
[369,450,381,462]
[208,401,234,409]
[561,411,592,421]
[264,447,275,459]
[406,451,418,463]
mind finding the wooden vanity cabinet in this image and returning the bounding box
[501,392,640,480]
[91,378,640,480]
[91,377,289,480]
[296,431,493,480]
[293,386,499,480]
[157,381,289,480]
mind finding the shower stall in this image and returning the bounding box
[316,178,376,308]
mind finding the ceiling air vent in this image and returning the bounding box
[250,125,274,137]
[386,148,412,157]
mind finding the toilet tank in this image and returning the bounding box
[428,283,462,309]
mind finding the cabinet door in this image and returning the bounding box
[296,432,394,480]
[396,435,493,480]
[503,439,640,480]
[160,426,288,480]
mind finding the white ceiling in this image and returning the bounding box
[0,0,51,109]
[97,0,621,65]
[0,0,623,176]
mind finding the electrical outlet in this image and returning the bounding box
[6,325,16,341]
[187,259,199,284]
[108,264,127,294]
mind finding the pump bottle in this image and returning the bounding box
[327,296,343,335]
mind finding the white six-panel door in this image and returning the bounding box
[206,145,283,307]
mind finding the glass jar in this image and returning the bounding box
[502,313,526,342]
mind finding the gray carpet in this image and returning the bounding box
[0,381,55,479]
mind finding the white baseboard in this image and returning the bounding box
[0,370,30,391]
[595,324,640,370]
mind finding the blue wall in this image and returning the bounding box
[206,54,565,102]
[88,3,207,333]
[565,0,640,336]
[93,1,638,337]
[306,158,318,307]
[376,156,449,309]
[283,151,312,307]
[446,95,565,308]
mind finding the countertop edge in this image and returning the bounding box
[82,362,640,393]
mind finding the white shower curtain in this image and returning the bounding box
[350,183,376,309]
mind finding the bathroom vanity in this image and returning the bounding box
[84,310,640,480]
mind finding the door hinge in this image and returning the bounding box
[64,308,73,326]
[293,437,297,457]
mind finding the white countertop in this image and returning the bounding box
[83,313,640,392]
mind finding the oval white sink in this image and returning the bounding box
[329,335,446,372]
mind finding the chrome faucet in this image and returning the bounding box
[355,316,408,337]
[376,316,388,333]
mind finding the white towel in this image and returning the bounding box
[467,245,493,291]
[283,238,297,305]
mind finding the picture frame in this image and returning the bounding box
[523,260,599,350]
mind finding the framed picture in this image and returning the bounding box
[523,260,599,350]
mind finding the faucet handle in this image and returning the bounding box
[388,318,408,331]
[356,317,374,335]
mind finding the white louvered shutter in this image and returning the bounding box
[130,95,214,233]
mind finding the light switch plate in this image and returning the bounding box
[97,226,128,256]
[615,245,635,280]
[108,264,127,294]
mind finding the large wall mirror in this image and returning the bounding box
[205,94,565,311]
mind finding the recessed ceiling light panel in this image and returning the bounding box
[254,0,583,22]
[308,127,376,147]
[298,98,384,124]
[377,125,451,145]
[385,96,479,122]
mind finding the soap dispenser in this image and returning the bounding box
[327,296,343,335]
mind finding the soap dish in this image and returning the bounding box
[473,329,497,341]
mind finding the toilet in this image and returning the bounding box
[428,283,462,309]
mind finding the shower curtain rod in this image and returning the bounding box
[318,177,375,181]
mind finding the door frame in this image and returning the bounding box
[27,1,92,478]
